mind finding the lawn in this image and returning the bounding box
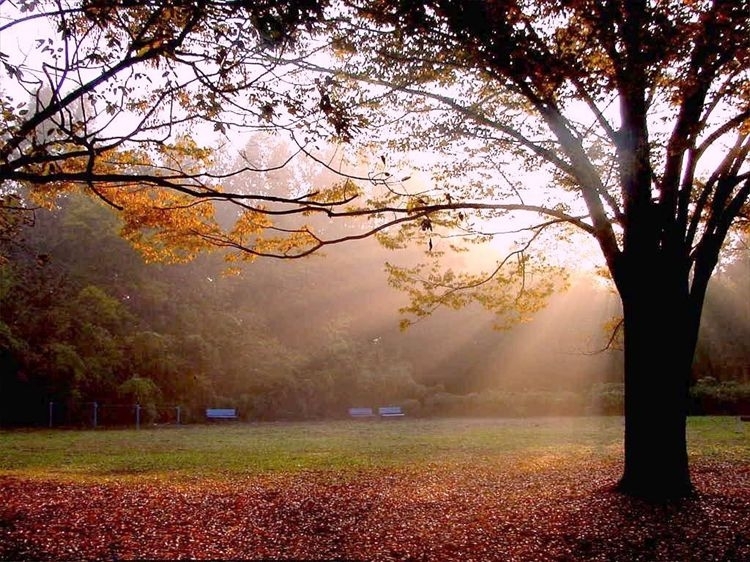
[0,416,748,561]
[0,417,630,479]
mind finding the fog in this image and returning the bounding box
[244,231,625,395]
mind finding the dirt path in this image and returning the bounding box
[1,460,748,561]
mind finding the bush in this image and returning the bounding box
[690,379,750,415]
[588,383,624,416]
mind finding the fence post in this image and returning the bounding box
[135,403,141,430]
[176,405,181,425]
[93,401,98,429]
[49,401,53,428]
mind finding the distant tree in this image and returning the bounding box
[0,193,35,264]
[694,243,750,382]
[118,376,161,421]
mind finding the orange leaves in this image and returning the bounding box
[21,135,233,264]
[1,458,748,561]
[155,135,214,173]
[252,228,320,259]
[94,139,219,263]
[308,179,361,207]
[106,185,220,263]
[229,209,271,245]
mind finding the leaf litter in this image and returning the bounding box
[0,458,747,561]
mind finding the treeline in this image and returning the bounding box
[0,194,437,425]
[1,195,749,426]
[24,380,750,427]
[401,381,750,419]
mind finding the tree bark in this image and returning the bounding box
[616,256,695,500]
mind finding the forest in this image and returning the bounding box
[1,188,748,427]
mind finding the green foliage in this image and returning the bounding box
[690,378,750,416]
[411,389,588,418]
[588,383,625,416]
[118,377,162,422]
[118,377,161,405]
[0,0,747,501]
[0,194,437,424]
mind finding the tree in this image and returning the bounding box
[2,1,748,500]
[315,0,749,499]
[118,376,161,421]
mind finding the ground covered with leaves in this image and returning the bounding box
[1,458,748,561]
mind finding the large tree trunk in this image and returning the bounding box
[615,259,696,500]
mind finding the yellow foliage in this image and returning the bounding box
[253,229,318,257]
[387,253,567,331]
[309,179,361,204]
[156,135,214,173]
[229,209,272,244]
[106,185,221,263]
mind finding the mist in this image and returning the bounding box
[1,134,748,425]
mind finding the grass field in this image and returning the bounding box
[0,416,746,480]
[1,416,748,561]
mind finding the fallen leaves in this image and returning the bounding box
[0,458,748,561]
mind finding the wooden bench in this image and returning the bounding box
[378,406,405,418]
[205,408,238,420]
[348,407,374,418]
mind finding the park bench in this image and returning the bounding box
[348,407,374,418]
[378,406,405,418]
[205,408,238,420]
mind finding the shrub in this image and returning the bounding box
[690,379,750,415]
[588,383,624,416]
